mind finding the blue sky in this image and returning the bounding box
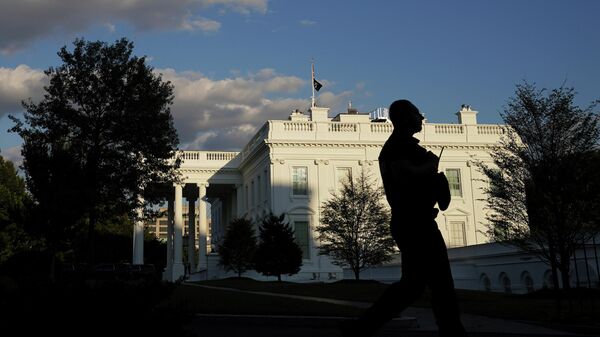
[1,0,599,164]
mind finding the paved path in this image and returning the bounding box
[182,283,589,336]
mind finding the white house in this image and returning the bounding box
[128,99,600,292]
[140,102,518,283]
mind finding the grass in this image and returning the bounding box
[162,280,363,317]
[183,277,600,327]
[198,277,388,303]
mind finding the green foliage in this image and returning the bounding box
[9,38,180,262]
[0,154,36,265]
[218,218,257,278]
[317,169,395,280]
[477,82,600,289]
[254,213,302,281]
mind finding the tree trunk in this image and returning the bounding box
[549,245,561,289]
[50,251,57,283]
[548,244,562,313]
[277,274,281,282]
[559,250,571,290]
[87,210,97,265]
[354,268,360,280]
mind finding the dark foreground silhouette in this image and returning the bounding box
[341,100,466,337]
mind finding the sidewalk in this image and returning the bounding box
[183,283,587,336]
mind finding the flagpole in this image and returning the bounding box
[311,59,316,108]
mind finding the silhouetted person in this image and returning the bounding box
[341,100,466,337]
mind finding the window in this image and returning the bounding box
[263,170,268,201]
[448,221,466,247]
[500,273,512,294]
[257,175,261,202]
[294,221,310,259]
[336,167,352,189]
[481,274,491,292]
[522,272,534,293]
[543,270,554,289]
[292,167,308,195]
[446,169,463,197]
[251,180,255,207]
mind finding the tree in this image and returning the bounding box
[254,213,302,281]
[317,169,395,280]
[0,154,34,265]
[478,82,600,289]
[10,38,180,264]
[218,218,257,278]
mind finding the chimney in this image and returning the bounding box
[309,106,330,121]
[456,104,478,124]
[347,100,358,114]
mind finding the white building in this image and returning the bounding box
[132,102,600,293]
[144,103,517,283]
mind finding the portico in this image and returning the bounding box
[163,152,242,281]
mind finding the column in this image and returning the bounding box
[197,183,208,270]
[132,195,144,265]
[235,183,244,218]
[172,184,185,280]
[165,197,174,277]
[187,197,197,273]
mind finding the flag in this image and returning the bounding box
[313,78,323,91]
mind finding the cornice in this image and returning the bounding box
[266,140,497,151]
[238,140,268,171]
[180,168,240,174]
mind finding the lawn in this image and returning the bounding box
[162,280,363,317]
[180,278,600,326]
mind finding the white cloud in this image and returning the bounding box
[180,16,221,32]
[0,63,352,153]
[299,19,317,26]
[0,65,47,118]
[104,23,117,33]
[0,145,23,168]
[0,0,268,53]
[157,68,351,150]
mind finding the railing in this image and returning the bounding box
[283,121,313,132]
[241,123,269,159]
[434,124,464,134]
[328,123,357,132]
[477,125,505,135]
[370,123,394,133]
[180,151,239,161]
[206,152,238,161]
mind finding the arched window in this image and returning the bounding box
[480,273,491,292]
[542,270,554,289]
[521,271,534,293]
[499,272,512,294]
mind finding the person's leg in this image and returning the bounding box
[427,230,466,337]
[341,250,425,337]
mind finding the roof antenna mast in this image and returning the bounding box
[311,58,316,108]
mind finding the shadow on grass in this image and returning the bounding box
[0,277,196,337]
[190,277,600,328]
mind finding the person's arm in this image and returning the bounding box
[390,151,439,176]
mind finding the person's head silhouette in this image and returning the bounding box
[389,99,424,135]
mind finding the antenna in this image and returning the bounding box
[311,59,316,108]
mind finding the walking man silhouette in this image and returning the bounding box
[341,100,466,337]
